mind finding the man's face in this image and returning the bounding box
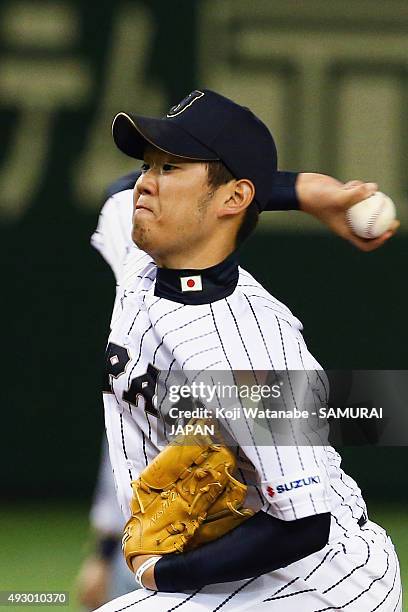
[132,146,218,263]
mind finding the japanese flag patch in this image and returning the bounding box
[180,275,202,292]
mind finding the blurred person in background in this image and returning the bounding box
[76,439,135,610]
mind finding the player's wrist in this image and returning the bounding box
[295,172,343,214]
[132,555,161,590]
[141,561,159,590]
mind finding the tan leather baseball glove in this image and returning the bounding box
[122,421,254,569]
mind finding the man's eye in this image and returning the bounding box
[162,164,175,172]
[140,163,150,173]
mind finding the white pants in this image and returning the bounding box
[95,521,402,612]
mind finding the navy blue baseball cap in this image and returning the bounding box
[112,89,278,212]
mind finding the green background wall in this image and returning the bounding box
[0,0,406,504]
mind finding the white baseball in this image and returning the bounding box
[346,191,396,239]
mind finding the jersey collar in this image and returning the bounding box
[154,253,239,305]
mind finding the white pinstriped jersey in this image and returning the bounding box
[91,186,134,280]
[90,437,124,535]
[93,188,402,612]
[92,189,368,544]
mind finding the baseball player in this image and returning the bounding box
[93,90,401,611]
[78,169,296,611]
[82,162,396,611]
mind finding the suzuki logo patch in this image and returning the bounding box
[275,475,321,494]
[180,275,202,292]
[262,473,323,503]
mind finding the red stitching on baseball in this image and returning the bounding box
[366,196,385,239]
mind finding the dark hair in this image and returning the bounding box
[235,201,259,245]
[206,161,259,246]
[206,160,235,191]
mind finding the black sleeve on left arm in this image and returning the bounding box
[154,510,330,592]
[265,171,299,211]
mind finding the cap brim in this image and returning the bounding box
[112,112,219,161]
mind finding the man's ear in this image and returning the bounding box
[218,179,255,218]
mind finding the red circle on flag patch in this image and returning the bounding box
[187,279,195,288]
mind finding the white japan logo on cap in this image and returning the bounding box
[180,275,202,292]
[167,90,204,117]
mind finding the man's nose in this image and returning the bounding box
[136,171,157,196]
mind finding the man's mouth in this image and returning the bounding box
[135,203,153,214]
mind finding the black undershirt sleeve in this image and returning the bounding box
[154,510,330,592]
[266,171,299,211]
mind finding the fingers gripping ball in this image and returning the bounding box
[122,438,240,569]
[346,192,396,239]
